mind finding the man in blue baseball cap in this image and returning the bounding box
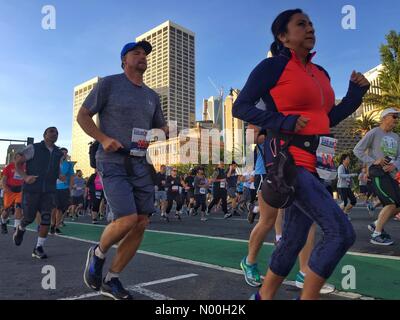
[120,40,152,69]
[78,37,167,300]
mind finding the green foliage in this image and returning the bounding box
[350,112,379,137]
[363,30,400,110]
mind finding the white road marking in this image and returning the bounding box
[18,225,392,300]
[60,273,198,300]
[64,221,400,261]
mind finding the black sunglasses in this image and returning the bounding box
[390,114,399,119]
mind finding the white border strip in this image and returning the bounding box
[60,221,400,260]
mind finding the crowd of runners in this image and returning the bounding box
[0,8,399,300]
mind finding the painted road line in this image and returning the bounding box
[60,274,198,300]
[19,228,365,300]
[128,287,173,300]
[135,273,199,287]
[63,221,400,261]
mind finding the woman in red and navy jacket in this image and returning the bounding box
[233,9,370,300]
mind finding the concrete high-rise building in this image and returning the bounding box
[136,21,195,132]
[224,89,245,161]
[71,77,100,177]
[202,96,223,130]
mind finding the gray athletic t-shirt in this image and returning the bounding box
[353,127,400,170]
[71,176,85,197]
[83,73,166,164]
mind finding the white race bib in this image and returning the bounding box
[13,171,23,180]
[130,128,150,157]
[220,181,226,188]
[316,136,338,181]
[200,188,206,195]
[172,185,179,192]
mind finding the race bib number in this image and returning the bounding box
[95,191,102,199]
[316,136,338,181]
[220,181,226,188]
[13,171,23,180]
[200,188,206,194]
[130,128,150,157]
[172,185,179,192]
[76,186,83,191]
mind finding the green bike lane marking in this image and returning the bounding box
[29,222,400,300]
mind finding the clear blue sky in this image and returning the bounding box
[0,0,399,162]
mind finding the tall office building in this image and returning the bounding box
[202,96,223,130]
[71,77,100,177]
[136,21,196,131]
[224,89,245,161]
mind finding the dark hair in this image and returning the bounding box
[270,9,303,56]
[60,147,68,153]
[43,126,58,137]
[340,154,350,163]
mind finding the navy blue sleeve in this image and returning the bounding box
[329,81,370,127]
[232,58,300,133]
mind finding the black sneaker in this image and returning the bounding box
[247,210,256,224]
[233,210,241,216]
[32,246,48,259]
[100,278,133,300]
[1,223,8,234]
[84,246,105,291]
[368,223,390,239]
[224,212,233,219]
[50,226,55,235]
[55,228,63,235]
[13,226,25,246]
[92,219,98,224]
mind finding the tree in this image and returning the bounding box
[363,30,400,110]
[350,112,379,137]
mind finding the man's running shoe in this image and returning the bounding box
[32,246,48,259]
[249,291,261,300]
[49,225,55,235]
[55,228,63,235]
[233,210,241,216]
[240,257,262,287]
[100,277,133,300]
[92,219,98,224]
[84,246,105,291]
[200,217,208,222]
[370,234,394,246]
[175,213,181,221]
[13,226,25,246]
[1,223,8,234]
[224,212,233,219]
[247,210,256,224]
[367,203,375,217]
[367,223,391,239]
[295,272,335,294]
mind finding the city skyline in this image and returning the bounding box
[1,0,399,163]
